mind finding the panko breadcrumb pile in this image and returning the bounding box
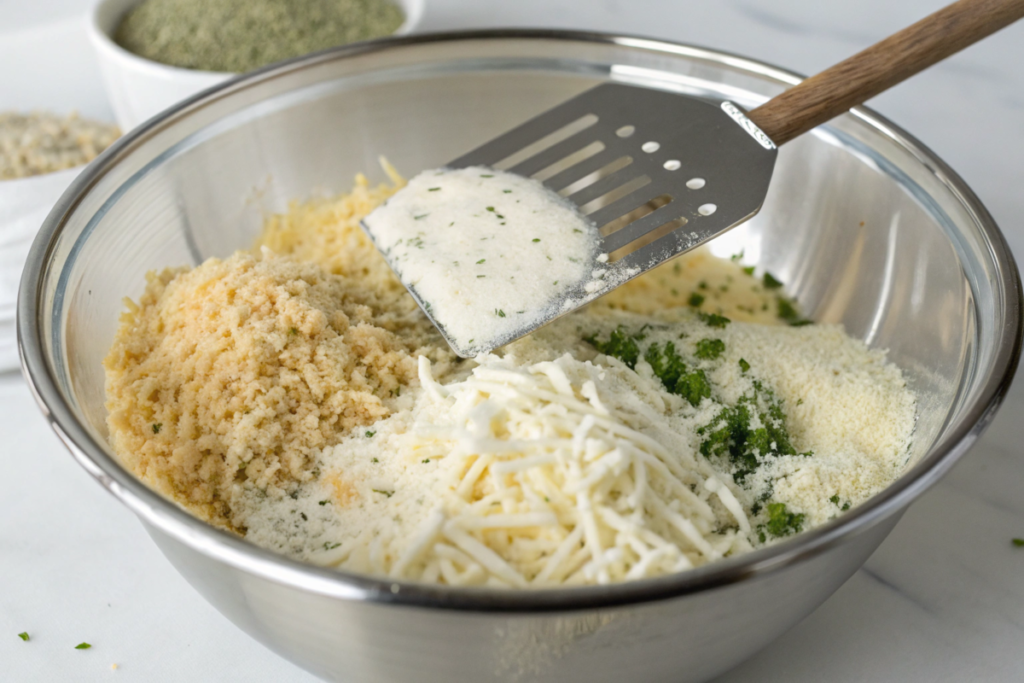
[103,169,916,586]
[104,226,454,528]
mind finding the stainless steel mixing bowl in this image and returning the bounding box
[17,31,1023,683]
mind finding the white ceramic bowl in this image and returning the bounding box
[88,0,424,131]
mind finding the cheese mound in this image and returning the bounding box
[242,311,915,586]
[103,251,453,529]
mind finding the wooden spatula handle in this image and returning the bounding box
[748,0,1024,145]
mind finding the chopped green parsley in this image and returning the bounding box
[697,312,730,328]
[75,642,92,650]
[18,632,29,642]
[777,297,812,326]
[688,292,705,307]
[763,503,805,540]
[645,342,712,407]
[586,325,641,369]
[694,338,725,361]
[151,423,162,434]
[763,272,784,289]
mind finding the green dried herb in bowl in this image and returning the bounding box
[114,0,405,73]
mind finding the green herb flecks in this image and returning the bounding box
[739,358,750,373]
[688,292,705,307]
[1013,538,1024,547]
[532,238,541,243]
[742,265,756,276]
[372,489,394,498]
[763,272,784,290]
[365,430,375,438]
[765,503,805,538]
[319,499,330,506]
[75,642,92,650]
[428,187,441,191]
[18,632,29,642]
[696,379,799,482]
[697,312,730,328]
[496,309,506,318]
[645,342,712,407]
[324,542,341,550]
[476,258,486,264]
[586,325,642,369]
[152,423,162,434]
[694,338,725,361]
[777,297,812,326]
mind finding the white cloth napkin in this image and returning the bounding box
[0,166,81,371]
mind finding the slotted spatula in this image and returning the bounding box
[366,0,1024,356]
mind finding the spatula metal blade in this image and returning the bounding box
[449,83,777,277]
[365,83,778,357]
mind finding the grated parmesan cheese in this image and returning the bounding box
[241,310,916,586]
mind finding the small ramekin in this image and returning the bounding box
[88,0,424,130]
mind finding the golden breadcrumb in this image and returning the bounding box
[104,251,452,529]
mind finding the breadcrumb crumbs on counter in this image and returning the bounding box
[0,111,120,179]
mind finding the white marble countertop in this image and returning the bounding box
[2,1,1023,681]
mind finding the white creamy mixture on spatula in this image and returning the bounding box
[362,167,604,355]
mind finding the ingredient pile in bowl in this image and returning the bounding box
[103,168,917,587]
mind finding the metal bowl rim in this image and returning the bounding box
[17,28,1023,612]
